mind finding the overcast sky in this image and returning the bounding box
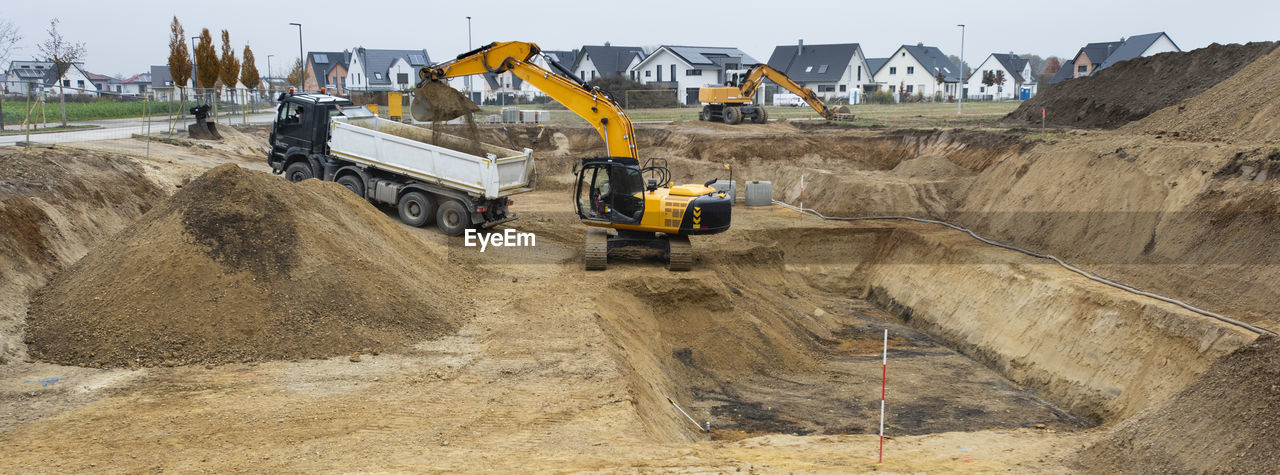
[4,0,1278,77]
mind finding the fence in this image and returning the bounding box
[0,86,280,160]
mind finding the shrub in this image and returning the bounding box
[586,76,677,108]
[868,90,896,104]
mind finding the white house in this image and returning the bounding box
[346,47,431,92]
[1050,32,1180,84]
[869,44,961,101]
[966,53,1037,101]
[5,61,98,96]
[629,45,758,105]
[765,41,873,103]
[571,44,644,82]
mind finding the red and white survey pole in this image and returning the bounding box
[878,329,887,463]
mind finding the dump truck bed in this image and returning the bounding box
[329,116,534,199]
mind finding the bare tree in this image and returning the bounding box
[167,17,192,121]
[0,19,23,130]
[37,18,86,127]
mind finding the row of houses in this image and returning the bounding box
[2,32,1179,105]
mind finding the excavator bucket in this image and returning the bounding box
[186,104,223,140]
[412,81,479,123]
[187,122,222,140]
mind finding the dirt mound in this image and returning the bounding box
[1076,335,1280,473]
[0,148,164,362]
[1005,42,1277,129]
[25,164,463,367]
[891,154,968,178]
[1137,45,1280,142]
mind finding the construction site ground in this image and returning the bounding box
[3,62,1280,472]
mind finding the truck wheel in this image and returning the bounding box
[699,106,711,121]
[284,162,314,182]
[336,174,365,197]
[436,200,470,236]
[752,107,768,124]
[397,191,433,227]
[723,106,743,125]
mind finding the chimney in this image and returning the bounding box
[798,39,803,56]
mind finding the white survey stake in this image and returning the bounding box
[464,228,536,252]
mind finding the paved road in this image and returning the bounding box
[0,112,276,146]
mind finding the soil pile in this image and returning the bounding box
[26,164,463,367]
[1076,335,1280,473]
[0,148,163,362]
[1137,45,1280,142]
[1005,42,1277,129]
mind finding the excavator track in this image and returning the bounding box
[585,228,608,271]
[666,235,692,272]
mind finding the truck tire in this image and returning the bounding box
[699,106,711,121]
[397,191,433,227]
[336,174,365,197]
[752,107,768,124]
[436,200,470,236]
[723,106,743,125]
[284,162,314,182]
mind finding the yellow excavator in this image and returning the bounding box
[697,63,850,124]
[412,41,732,271]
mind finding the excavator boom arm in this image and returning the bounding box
[418,41,638,159]
[739,64,833,119]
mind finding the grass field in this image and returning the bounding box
[475,101,1021,128]
[0,99,192,126]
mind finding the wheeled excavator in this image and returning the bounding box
[412,41,732,271]
[697,63,851,124]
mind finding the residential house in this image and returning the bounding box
[966,53,1037,100]
[345,47,431,92]
[765,40,873,102]
[119,73,150,96]
[5,61,98,96]
[869,44,961,100]
[1050,32,1180,84]
[304,50,351,94]
[85,71,119,95]
[630,45,758,105]
[571,44,644,82]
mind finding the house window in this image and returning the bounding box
[397,73,408,84]
[889,85,896,92]
[906,66,914,74]
[580,70,585,77]
[645,70,651,78]
[857,66,862,81]
[669,65,675,81]
[374,73,382,80]
[979,86,985,93]
[656,67,662,82]
[630,71,636,80]
[1077,65,1087,74]
[818,65,828,73]
[817,85,835,92]
[805,66,813,73]
[591,71,597,80]
[889,67,897,75]
[906,85,914,93]
[686,69,701,76]
[839,84,846,92]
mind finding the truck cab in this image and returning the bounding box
[267,91,354,179]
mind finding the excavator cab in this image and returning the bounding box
[575,157,646,225]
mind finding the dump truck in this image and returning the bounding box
[267,91,535,236]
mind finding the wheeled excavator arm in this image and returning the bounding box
[416,41,638,159]
[736,64,833,120]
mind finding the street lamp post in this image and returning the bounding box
[190,36,200,91]
[267,54,275,95]
[289,22,303,89]
[957,24,965,115]
[466,16,472,104]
